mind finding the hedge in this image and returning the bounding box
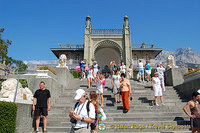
[69,70,79,78]
[0,101,17,133]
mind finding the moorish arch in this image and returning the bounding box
[94,40,122,68]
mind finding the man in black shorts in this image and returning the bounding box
[32,81,51,133]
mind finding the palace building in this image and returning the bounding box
[51,15,162,70]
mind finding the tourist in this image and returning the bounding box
[110,61,116,77]
[69,89,95,133]
[156,64,166,91]
[152,72,165,106]
[4,63,11,75]
[32,81,51,133]
[104,72,109,79]
[128,65,133,79]
[98,66,101,73]
[112,70,121,104]
[79,59,85,80]
[145,60,151,82]
[96,74,105,107]
[86,91,106,133]
[120,73,131,113]
[120,61,126,74]
[87,67,94,89]
[93,61,98,78]
[183,91,200,133]
[138,60,144,82]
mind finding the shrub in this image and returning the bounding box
[19,79,28,88]
[70,70,79,78]
[0,101,17,133]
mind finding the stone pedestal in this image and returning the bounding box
[15,102,33,133]
[164,68,188,86]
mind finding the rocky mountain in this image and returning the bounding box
[156,47,200,66]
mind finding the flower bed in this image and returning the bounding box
[184,68,200,76]
[40,65,56,75]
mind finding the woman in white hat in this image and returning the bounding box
[152,71,165,106]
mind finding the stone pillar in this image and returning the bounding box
[15,102,33,133]
[84,15,92,66]
[123,15,132,69]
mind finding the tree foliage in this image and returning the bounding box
[0,28,12,61]
[0,28,28,72]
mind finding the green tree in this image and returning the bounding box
[0,28,12,62]
[0,28,28,72]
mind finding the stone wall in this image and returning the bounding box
[175,77,200,99]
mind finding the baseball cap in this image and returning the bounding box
[74,89,85,100]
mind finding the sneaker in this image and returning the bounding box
[161,103,165,106]
[155,103,159,106]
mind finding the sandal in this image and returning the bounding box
[43,130,47,133]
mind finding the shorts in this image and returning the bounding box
[145,70,151,75]
[191,118,200,128]
[34,107,48,116]
[154,87,162,96]
[139,69,144,75]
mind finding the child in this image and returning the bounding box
[86,91,106,133]
[183,91,200,133]
[96,74,104,107]
[128,65,133,79]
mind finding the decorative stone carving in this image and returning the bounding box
[167,55,178,68]
[0,78,33,101]
[57,54,68,68]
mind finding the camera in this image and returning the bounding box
[70,117,77,124]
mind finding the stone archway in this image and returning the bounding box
[94,40,122,68]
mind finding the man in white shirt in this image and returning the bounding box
[69,89,95,133]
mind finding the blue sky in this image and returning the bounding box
[1,0,200,61]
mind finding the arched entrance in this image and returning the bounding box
[94,40,122,69]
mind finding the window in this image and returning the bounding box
[144,54,150,61]
[76,54,81,60]
[133,54,138,64]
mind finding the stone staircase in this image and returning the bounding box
[46,78,191,133]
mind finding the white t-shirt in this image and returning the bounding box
[138,62,144,69]
[157,67,165,76]
[72,100,95,128]
[120,65,126,73]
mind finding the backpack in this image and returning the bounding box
[74,101,91,128]
[102,79,106,86]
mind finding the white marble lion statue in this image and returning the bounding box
[0,78,33,101]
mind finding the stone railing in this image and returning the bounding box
[59,44,84,49]
[184,69,200,83]
[91,29,124,34]
[132,43,154,48]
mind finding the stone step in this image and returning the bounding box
[48,112,186,118]
[46,116,190,123]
